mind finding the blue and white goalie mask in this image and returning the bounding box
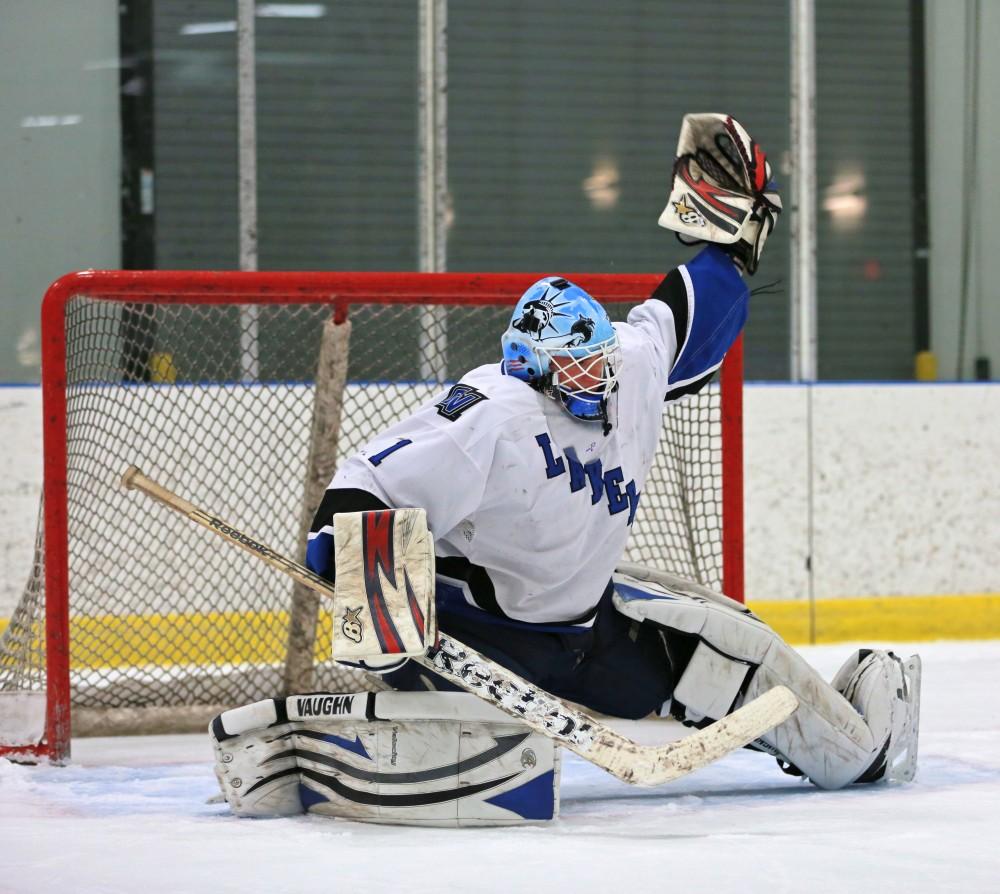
[501,277,620,424]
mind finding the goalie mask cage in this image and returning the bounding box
[0,270,744,762]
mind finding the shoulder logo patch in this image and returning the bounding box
[435,383,488,420]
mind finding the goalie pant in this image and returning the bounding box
[211,690,559,827]
[381,564,889,790]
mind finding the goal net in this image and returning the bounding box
[0,270,743,761]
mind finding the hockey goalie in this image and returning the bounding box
[211,115,921,826]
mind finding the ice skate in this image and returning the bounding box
[832,649,922,783]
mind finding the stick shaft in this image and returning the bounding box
[122,465,337,603]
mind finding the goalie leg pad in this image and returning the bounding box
[211,691,559,826]
[613,564,886,790]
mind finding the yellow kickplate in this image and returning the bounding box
[749,593,1000,644]
[0,610,334,669]
[2,594,999,667]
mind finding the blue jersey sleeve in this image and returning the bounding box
[669,245,749,389]
[624,245,749,402]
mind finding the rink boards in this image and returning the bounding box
[2,381,999,662]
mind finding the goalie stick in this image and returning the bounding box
[121,465,798,787]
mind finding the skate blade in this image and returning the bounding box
[886,654,921,783]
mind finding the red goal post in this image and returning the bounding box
[0,270,744,762]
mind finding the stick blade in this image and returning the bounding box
[654,685,798,785]
[600,685,799,787]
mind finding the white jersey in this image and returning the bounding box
[326,246,748,627]
[333,306,673,625]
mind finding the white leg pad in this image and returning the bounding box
[211,691,559,826]
[613,564,878,790]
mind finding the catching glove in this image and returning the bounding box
[658,113,782,275]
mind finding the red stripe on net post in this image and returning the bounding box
[720,335,746,603]
[39,274,76,762]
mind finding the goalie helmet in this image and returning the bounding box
[501,277,620,426]
[658,113,782,275]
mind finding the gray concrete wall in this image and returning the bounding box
[0,4,996,384]
[0,0,121,383]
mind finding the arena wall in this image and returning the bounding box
[2,382,998,644]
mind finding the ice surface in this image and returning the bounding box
[2,641,998,894]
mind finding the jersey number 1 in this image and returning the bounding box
[367,439,412,467]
